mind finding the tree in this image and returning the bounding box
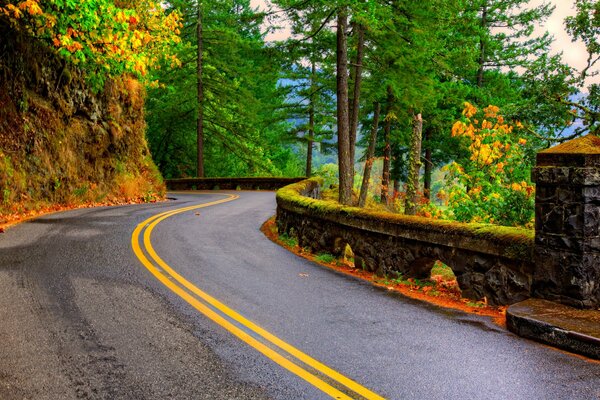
[146,0,300,178]
[520,0,599,141]
[197,0,205,177]
[336,7,352,204]
[404,113,423,215]
[358,102,380,207]
[467,0,554,88]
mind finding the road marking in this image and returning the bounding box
[131,193,385,400]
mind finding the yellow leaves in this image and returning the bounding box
[462,102,477,118]
[511,182,522,191]
[518,138,527,145]
[384,111,398,122]
[116,10,127,23]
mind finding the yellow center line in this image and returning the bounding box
[131,193,385,400]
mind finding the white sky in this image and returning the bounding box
[250,0,594,83]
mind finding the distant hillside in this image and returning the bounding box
[0,24,164,222]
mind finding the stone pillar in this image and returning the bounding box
[532,134,600,309]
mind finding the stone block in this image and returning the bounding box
[583,204,600,236]
[564,204,584,236]
[572,168,600,185]
[533,247,600,308]
[557,187,583,204]
[584,236,600,252]
[583,186,600,204]
[536,186,557,202]
[535,233,583,252]
[536,204,564,234]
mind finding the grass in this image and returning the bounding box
[315,253,336,263]
[430,260,456,281]
[279,233,298,248]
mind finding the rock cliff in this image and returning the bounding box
[0,24,164,222]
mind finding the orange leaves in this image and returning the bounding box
[462,102,478,118]
[1,3,23,19]
[1,0,44,21]
[2,0,182,88]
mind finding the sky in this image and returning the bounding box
[250,0,593,83]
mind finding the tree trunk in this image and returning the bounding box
[349,24,365,175]
[306,61,316,177]
[380,86,393,205]
[336,8,352,205]
[196,2,205,177]
[477,3,488,88]
[393,179,400,198]
[423,127,432,201]
[405,113,423,215]
[358,102,380,207]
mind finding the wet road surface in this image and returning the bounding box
[0,191,598,399]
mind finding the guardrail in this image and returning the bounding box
[166,177,306,191]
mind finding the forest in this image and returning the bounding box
[0,0,599,228]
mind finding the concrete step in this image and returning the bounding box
[507,298,600,360]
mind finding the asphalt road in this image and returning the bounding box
[0,191,598,400]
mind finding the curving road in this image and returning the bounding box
[0,191,598,399]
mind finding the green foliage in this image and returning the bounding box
[145,0,301,178]
[279,233,298,248]
[315,253,336,264]
[430,261,456,281]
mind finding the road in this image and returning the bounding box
[0,191,598,399]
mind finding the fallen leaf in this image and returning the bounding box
[195,212,201,216]
[298,273,309,277]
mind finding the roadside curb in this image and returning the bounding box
[507,298,600,360]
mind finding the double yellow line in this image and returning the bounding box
[131,193,385,400]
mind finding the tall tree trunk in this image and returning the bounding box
[476,3,488,88]
[196,2,205,177]
[349,24,365,175]
[337,8,352,205]
[393,179,400,198]
[358,102,380,207]
[405,113,423,215]
[423,127,432,201]
[380,86,393,205]
[306,61,316,177]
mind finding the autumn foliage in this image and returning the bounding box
[440,103,535,227]
[0,0,182,88]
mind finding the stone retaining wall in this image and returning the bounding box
[276,178,535,306]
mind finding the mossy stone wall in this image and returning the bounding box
[276,178,535,306]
